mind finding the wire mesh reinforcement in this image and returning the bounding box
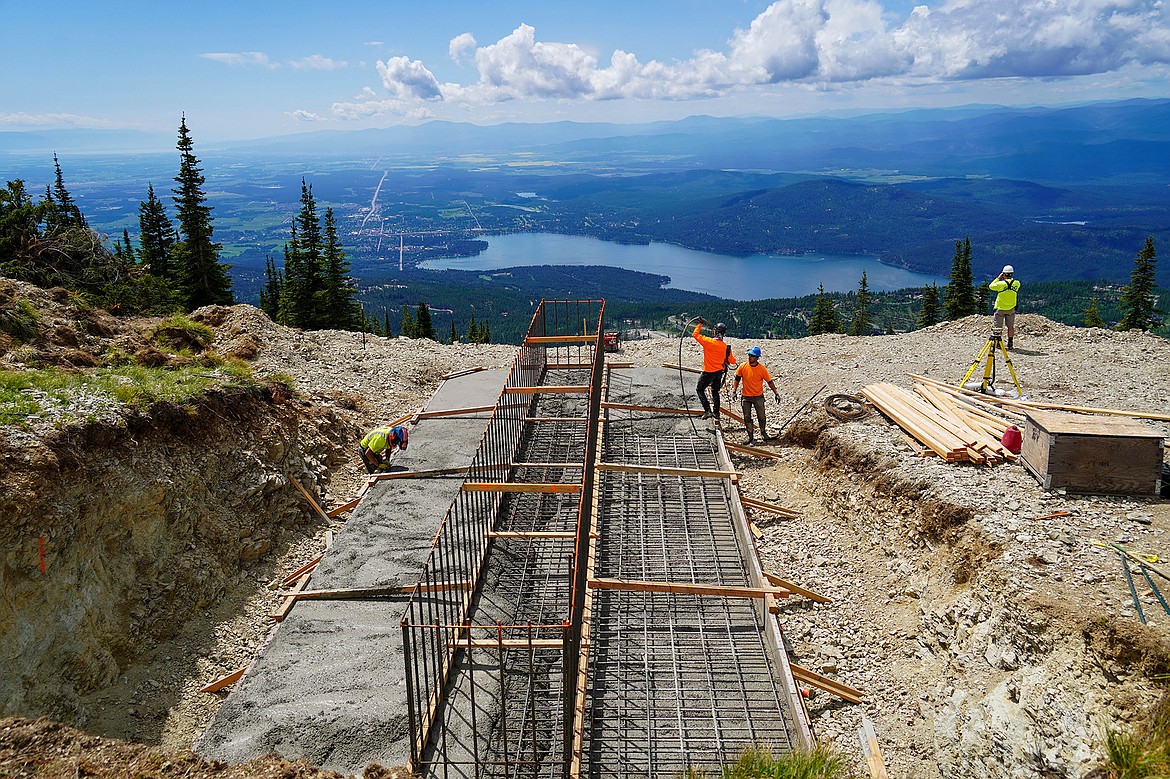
[401,300,605,777]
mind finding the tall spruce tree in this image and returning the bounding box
[449,320,459,344]
[415,301,436,340]
[259,255,283,320]
[849,271,873,336]
[401,305,417,338]
[943,237,976,320]
[46,153,86,231]
[1117,237,1161,331]
[808,284,842,335]
[292,179,324,326]
[172,116,232,309]
[321,207,359,329]
[137,183,176,281]
[918,283,941,329]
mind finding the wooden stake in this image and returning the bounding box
[600,401,705,417]
[859,716,890,779]
[725,442,782,459]
[280,554,323,588]
[199,666,246,693]
[272,572,312,621]
[327,497,360,517]
[289,477,332,523]
[762,571,832,603]
[789,663,865,704]
[463,482,582,493]
[588,577,790,599]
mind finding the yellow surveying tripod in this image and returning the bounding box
[959,332,1023,397]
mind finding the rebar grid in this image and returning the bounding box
[578,427,800,778]
[583,590,797,778]
[401,299,605,778]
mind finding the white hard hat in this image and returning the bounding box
[1002,265,1014,274]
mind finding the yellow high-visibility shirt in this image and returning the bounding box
[989,278,1020,310]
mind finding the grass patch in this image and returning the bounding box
[151,314,214,352]
[684,745,851,779]
[1099,693,1170,777]
[0,361,258,426]
[0,298,41,343]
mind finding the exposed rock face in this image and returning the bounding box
[0,386,355,721]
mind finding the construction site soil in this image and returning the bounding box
[2,279,1168,778]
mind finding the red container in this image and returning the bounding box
[1001,424,1023,454]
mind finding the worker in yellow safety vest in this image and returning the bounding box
[358,424,409,473]
[693,318,736,421]
[989,265,1021,348]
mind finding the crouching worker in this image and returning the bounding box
[732,346,781,445]
[358,424,409,473]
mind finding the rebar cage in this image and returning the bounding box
[402,299,605,777]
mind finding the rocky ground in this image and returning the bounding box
[3,280,1170,778]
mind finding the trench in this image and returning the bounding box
[0,386,357,748]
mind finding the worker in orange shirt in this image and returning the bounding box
[732,346,781,444]
[693,318,736,420]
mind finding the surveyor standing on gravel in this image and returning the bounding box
[358,424,409,473]
[693,318,736,421]
[989,265,1021,348]
[732,346,781,444]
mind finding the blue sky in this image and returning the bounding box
[2,0,1168,141]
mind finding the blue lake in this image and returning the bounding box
[420,232,945,300]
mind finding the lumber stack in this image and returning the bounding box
[861,382,1017,464]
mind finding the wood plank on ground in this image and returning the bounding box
[790,663,865,704]
[199,666,247,693]
[762,571,832,603]
[859,716,890,779]
[289,477,332,523]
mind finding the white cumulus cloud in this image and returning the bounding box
[376,56,443,100]
[334,0,1169,117]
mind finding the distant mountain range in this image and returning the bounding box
[5,98,1169,186]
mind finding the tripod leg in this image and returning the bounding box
[960,341,994,387]
[998,339,1024,397]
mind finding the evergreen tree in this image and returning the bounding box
[466,313,479,342]
[292,179,324,326]
[259,255,283,320]
[943,237,976,320]
[137,183,176,281]
[479,320,491,343]
[46,153,85,230]
[415,301,436,340]
[975,280,990,314]
[1117,237,1161,331]
[848,271,873,336]
[807,284,842,335]
[1082,297,1107,328]
[321,207,360,329]
[383,308,392,337]
[401,305,417,338]
[918,283,941,329]
[172,116,233,309]
[449,320,459,344]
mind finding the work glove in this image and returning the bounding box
[774,393,781,402]
[697,316,707,326]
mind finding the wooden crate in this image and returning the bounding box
[1020,409,1164,495]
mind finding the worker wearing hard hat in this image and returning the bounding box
[989,265,1021,348]
[693,318,736,421]
[732,346,782,444]
[358,424,409,473]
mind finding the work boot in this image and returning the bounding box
[744,436,755,445]
[1007,337,1014,349]
[701,411,712,420]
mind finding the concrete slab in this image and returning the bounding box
[196,368,509,775]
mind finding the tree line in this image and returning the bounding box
[803,235,1163,336]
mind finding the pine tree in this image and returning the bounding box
[321,208,360,329]
[849,271,873,336]
[1082,297,1107,328]
[401,305,417,338]
[46,153,86,230]
[1117,237,1161,331]
[449,321,459,344]
[383,308,392,337]
[172,116,233,309]
[466,313,479,342]
[138,183,176,281]
[479,321,491,343]
[807,284,842,335]
[975,280,990,314]
[415,301,436,340]
[259,255,283,320]
[943,237,976,320]
[918,283,940,329]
